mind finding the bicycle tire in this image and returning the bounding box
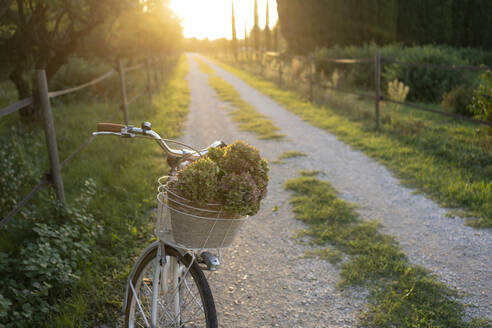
[124,244,218,328]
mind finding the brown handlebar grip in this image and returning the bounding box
[97,123,126,132]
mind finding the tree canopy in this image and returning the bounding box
[277,0,492,53]
[0,0,182,120]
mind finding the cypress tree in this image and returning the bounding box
[244,22,248,50]
[273,23,279,52]
[231,0,237,56]
[265,0,271,50]
[253,0,260,51]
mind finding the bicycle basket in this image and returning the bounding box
[156,176,246,250]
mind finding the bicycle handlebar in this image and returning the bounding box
[93,121,225,159]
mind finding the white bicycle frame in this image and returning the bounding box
[126,241,199,328]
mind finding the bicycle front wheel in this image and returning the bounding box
[124,244,218,328]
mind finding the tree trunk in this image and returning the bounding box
[9,67,38,123]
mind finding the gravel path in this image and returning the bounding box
[189,54,492,323]
[182,54,366,327]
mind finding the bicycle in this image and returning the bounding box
[94,121,232,328]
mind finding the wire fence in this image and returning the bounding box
[0,56,166,229]
[216,49,492,128]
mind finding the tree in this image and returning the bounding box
[252,0,260,51]
[273,23,279,52]
[0,0,132,121]
[231,0,237,56]
[1,0,182,122]
[264,0,271,51]
[276,0,492,52]
[244,22,248,50]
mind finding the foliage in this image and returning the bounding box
[0,0,182,121]
[285,176,490,327]
[218,141,269,199]
[219,172,261,216]
[441,85,474,116]
[0,56,189,326]
[170,158,220,206]
[469,71,492,125]
[276,0,492,53]
[315,43,488,103]
[387,79,409,111]
[0,130,101,326]
[169,141,269,216]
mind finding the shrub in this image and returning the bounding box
[468,71,492,126]
[387,79,410,108]
[290,57,305,80]
[441,85,474,116]
[315,43,491,103]
[49,56,119,102]
[0,127,102,327]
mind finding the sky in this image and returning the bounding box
[169,0,278,40]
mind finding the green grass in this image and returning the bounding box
[285,175,490,328]
[270,150,307,164]
[277,150,307,160]
[0,55,190,326]
[211,58,492,228]
[50,56,190,326]
[195,58,285,140]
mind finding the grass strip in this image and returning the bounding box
[195,57,285,140]
[278,150,307,159]
[271,150,307,164]
[46,56,190,326]
[210,58,492,228]
[285,174,490,328]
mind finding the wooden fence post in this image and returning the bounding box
[260,50,264,76]
[374,51,382,128]
[279,57,283,88]
[153,58,160,91]
[146,58,152,106]
[309,55,314,102]
[118,59,129,125]
[249,49,252,72]
[36,69,66,205]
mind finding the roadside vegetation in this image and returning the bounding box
[271,150,307,164]
[211,58,492,228]
[196,58,285,140]
[286,172,490,327]
[0,56,189,327]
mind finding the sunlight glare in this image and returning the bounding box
[169,0,278,40]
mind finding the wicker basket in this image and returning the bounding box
[156,177,246,249]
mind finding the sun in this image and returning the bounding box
[169,0,278,40]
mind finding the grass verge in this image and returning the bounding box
[195,57,285,140]
[50,56,190,326]
[210,58,492,228]
[0,55,189,327]
[285,173,490,327]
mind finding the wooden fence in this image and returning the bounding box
[0,56,166,229]
[216,49,492,128]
